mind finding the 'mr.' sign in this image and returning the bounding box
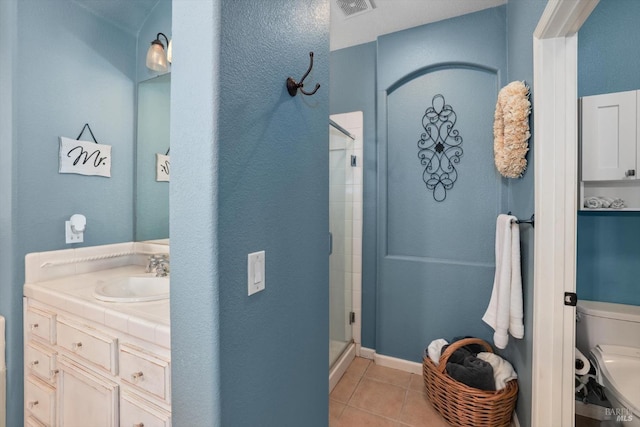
[59,136,111,177]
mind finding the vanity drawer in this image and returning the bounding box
[25,374,56,427]
[25,342,57,383]
[121,391,171,427]
[56,317,118,374]
[119,344,171,402]
[26,307,56,344]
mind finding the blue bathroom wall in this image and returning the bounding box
[0,1,19,426]
[502,1,547,426]
[171,0,330,425]
[330,41,377,349]
[0,2,137,426]
[578,0,640,98]
[376,6,507,362]
[16,0,136,252]
[577,0,640,306]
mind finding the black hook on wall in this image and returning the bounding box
[286,52,321,97]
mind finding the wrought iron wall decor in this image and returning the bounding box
[417,94,463,202]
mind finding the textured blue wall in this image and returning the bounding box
[577,0,640,307]
[578,0,640,98]
[503,2,547,426]
[1,1,137,426]
[376,6,507,362]
[0,1,18,426]
[171,0,330,425]
[330,42,377,349]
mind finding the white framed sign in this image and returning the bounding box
[156,153,170,182]
[59,136,112,177]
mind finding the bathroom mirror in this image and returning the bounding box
[135,73,170,241]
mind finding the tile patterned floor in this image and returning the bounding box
[329,357,451,427]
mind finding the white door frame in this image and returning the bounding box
[532,1,599,426]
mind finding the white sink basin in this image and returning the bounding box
[94,274,169,302]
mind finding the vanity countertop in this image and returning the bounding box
[24,242,170,349]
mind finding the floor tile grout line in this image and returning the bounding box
[341,359,371,409]
[342,401,406,424]
[398,388,410,423]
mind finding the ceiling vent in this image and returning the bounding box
[335,0,376,18]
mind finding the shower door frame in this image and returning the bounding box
[328,112,363,390]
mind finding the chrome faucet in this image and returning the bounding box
[147,254,170,277]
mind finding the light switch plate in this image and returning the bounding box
[247,251,265,296]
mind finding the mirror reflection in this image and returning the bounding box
[135,73,170,241]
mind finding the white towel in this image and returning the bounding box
[477,352,518,390]
[482,214,524,349]
[426,338,449,366]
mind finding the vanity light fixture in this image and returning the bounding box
[146,32,171,72]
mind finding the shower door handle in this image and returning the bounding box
[329,232,333,256]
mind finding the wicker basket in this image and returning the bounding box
[422,338,518,427]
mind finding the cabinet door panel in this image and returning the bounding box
[582,90,637,181]
[57,357,118,427]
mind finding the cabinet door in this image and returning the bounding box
[57,357,118,427]
[581,90,637,181]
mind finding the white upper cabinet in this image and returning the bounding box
[581,90,638,181]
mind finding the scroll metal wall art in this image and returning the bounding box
[59,123,111,178]
[417,94,463,202]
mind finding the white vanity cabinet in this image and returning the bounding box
[580,89,640,210]
[24,297,171,427]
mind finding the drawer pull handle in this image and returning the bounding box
[30,360,39,367]
[131,371,144,382]
[51,369,59,376]
[30,323,39,330]
[72,342,83,350]
[134,423,145,427]
[626,169,636,177]
[28,400,39,409]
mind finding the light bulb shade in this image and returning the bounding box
[146,41,168,72]
[167,39,172,64]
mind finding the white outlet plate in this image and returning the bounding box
[65,221,83,244]
[247,251,265,296]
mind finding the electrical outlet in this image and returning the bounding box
[65,221,83,244]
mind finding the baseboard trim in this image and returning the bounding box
[512,412,520,427]
[358,347,422,374]
[359,347,376,360]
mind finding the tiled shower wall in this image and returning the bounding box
[329,111,363,358]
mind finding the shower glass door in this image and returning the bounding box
[329,124,353,368]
